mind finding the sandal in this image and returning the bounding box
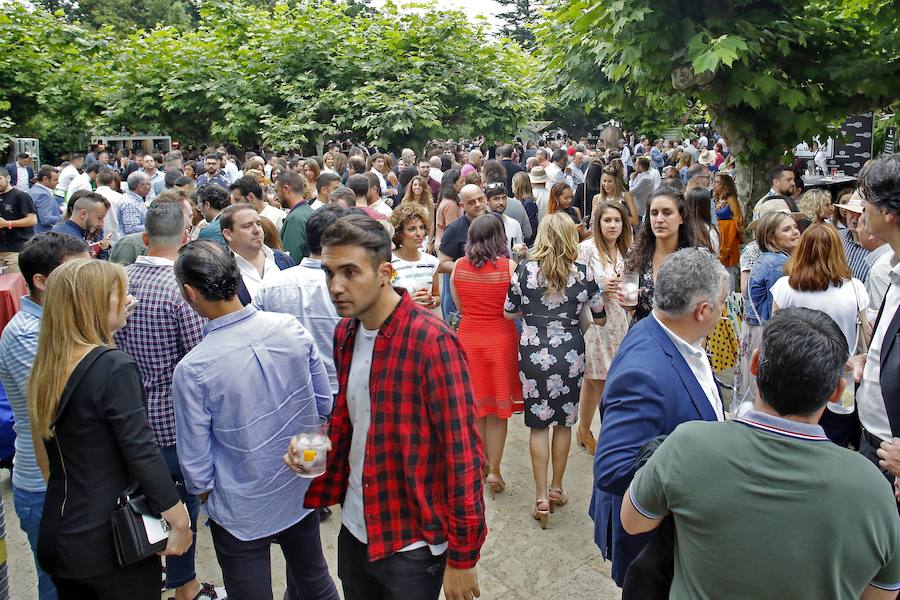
[549,487,569,512]
[485,472,506,500]
[532,498,550,529]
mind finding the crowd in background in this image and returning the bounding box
[0,130,897,600]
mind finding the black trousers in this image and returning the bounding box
[210,511,339,600]
[53,556,161,600]
[337,526,447,600]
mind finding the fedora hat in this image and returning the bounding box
[837,190,865,214]
[698,148,716,166]
[748,197,806,230]
[529,167,548,184]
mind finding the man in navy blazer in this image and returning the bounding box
[590,248,729,586]
[6,153,34,191]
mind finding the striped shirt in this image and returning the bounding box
[840,227,872,282]
[114,256,206,447]
[391,252,439,294]
[0,296,45,492]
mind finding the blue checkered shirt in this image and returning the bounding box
[840,227,872,282]
[114,256,206,447]
[118,190,148,235]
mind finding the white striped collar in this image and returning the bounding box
[734,409,829,442]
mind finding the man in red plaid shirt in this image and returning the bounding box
[287,213,486,600]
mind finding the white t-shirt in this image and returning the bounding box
[501,214,523,250]
[770,276,869,353]
[391,252,439,294]
[16,166,29,191]
[341,324,447,555]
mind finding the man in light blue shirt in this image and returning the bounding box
[0,232,91,600]
[254,205,345,396]
[172,240,339,600]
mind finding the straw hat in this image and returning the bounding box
[529,167,548,184]
[698,148,716,166]
[748,197,806,230]
[837,190,865,213]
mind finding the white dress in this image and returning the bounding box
[577,239,628,379]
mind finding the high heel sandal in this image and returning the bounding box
[576,427,597,455]
[532,498,550,529]
[548,487,569,512]
[485,473,505,500]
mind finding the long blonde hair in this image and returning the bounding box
[28,259,126,438]
[531,212,580,293]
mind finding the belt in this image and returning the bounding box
[863,428,885,449]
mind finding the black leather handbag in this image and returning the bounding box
[110,483,169,566]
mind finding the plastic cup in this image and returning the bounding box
[293,415,328,478]
[620,271,639,307]
[827,368,855,415]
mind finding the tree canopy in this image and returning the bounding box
[3,0,541,158]
[537,0,900,200]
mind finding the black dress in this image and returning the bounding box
[38,347,178,587]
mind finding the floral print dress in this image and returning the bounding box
[577,240,628,379]
[505,260,605,428]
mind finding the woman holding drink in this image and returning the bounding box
[389,203,440,310]
[621,186,698,325]
[575,201,633,454]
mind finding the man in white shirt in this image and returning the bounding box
[698,130,709,150]
[55,153,83,198]
[94,167,125,241]
[222,153,240,184]
[485,183,523,251]
[851,153,900,487]
[629,157,660,218]
[220,204,293,304]
[254,206,346,396]
[684,139,700,162]
[364,172,393,217]
[228,175,285,233]
[542,149,561,183]
[311,172,341,211]
[428,156,443,188]
[140,154,165,200]
[66,162,100,201]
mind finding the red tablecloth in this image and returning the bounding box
[0,273,28,334]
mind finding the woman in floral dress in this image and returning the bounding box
[575,201,633,454]
[505,213,606,529]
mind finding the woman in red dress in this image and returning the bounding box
[450,214,522,498]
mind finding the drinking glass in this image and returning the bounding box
[620,271,639,307]
[293,415,329,478]
[827,368,855,415]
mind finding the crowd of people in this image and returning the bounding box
[0,131,897,600]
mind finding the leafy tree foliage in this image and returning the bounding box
[2,0,540,158]
[36,0,195,31]
[495,0,543,48]
[0,4,109,155]
[98,0,541,151]
[537,0,900,203]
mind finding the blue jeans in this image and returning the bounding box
[12,486,57,600]
[158,444,201,589]
[440,274,456,320]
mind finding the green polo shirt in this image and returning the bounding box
[108,232,147,266]
[629,410,900,599]
[280,201,312,263]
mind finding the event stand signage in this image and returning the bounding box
[826,113,874,177]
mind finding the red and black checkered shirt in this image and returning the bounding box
[305,291,487,569]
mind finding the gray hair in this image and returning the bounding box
[653,248,727,316]
[144,202,186,247]
[127,170,150,190]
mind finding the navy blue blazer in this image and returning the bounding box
[589,314,720,586]
[236,250,294,306]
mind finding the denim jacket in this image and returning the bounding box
[745,251,788,325]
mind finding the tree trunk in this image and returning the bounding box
[712,117,769,221]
